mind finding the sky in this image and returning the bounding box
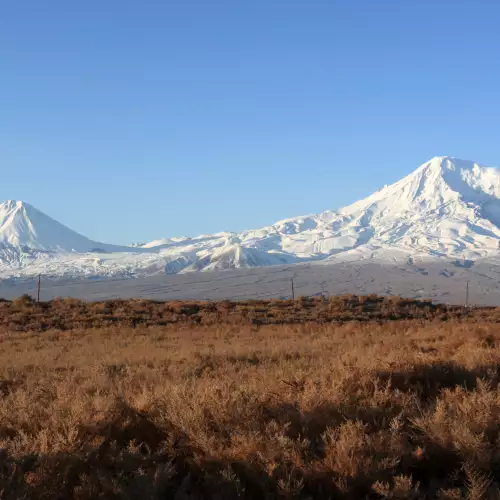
[1,1,500,244]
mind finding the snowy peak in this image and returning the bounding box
[0,200,101,252]
[327,156,500,257]
[3,156,500,280]
[407,156,500,202]
[0,200,148,254]
[341,157,500,219]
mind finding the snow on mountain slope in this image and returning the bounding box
[3,156,500,280]
[143,156,500,260]
[235,156,500,258]
[179,244,296,273]
[332,156,500,256]
[0,200,148,254]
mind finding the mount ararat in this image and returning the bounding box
[2,156,500,280]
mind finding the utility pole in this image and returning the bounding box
[291,278,295,300]
[465,280,469,308]
[37,274,41,303]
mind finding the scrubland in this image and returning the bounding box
[1,295,500,498]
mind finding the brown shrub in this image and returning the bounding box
[0,295,481,333]
[1,300,500,497]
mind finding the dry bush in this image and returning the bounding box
[0,295,476,332]
[1,298,500,497]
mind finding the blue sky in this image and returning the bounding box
[1,1,499,244]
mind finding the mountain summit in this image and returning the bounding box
[2,156,500,278]
[0,200,100,252]
[176,155,500,261]
[326,156,500,255]
[0,200,146,254]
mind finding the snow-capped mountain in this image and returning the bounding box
[3,156,500,279]
[0,200,148,254]
[142,156,500,260]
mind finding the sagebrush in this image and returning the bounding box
[1,297,500,498]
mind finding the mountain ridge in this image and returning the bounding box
[2,156,500,279]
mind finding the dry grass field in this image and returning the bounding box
[2,296,500,498]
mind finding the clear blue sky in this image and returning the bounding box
[1,1,499,244]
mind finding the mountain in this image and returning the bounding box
[329,156,500,257]
[0,200,147,254]
[180,244,296,273]
[2,156,500,279]
[144,156,500,260]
